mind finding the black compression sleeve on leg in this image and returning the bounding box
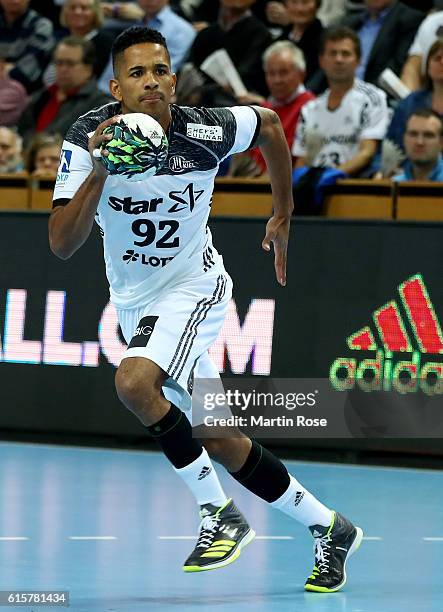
[229,440,290,503]
[146,403,202,469]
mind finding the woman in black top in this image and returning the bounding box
[278,0,324,91]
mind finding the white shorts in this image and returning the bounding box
[117,268,232,422]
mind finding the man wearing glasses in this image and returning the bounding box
[18,36,111,145]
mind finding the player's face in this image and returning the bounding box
[404,116,443,166]
[320,38,359,84]
[265,51,303,102]
[110,43,176,130]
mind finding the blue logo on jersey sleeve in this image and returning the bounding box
[60,149,72,173]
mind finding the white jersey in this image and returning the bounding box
[53,103,260,309]
[408,11,443,71]
[292,79,388,167]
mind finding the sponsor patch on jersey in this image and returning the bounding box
[169,155,196,172]
[128,316,159,349]
[56,149,73,186]
[186,123,223,141]
[60,149,72,173]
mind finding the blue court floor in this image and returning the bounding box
[0,442,442,612]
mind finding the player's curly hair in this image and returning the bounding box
[112,27,171,74]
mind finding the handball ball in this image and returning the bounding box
[101,113,168,181]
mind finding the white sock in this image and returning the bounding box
[173,448,228,507]
[270,475,333,527]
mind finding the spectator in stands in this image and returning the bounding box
[318,0,347,25]
[276,0,324,92]
[265,1,290,26]
[25,133,63,177]
[100,0,144,31]
[0,126,23,173]
[176,0,287,27]
[401,10,443,91]
[293,26,389,176]
[188,0,272,99]
[0,57,28,125]
[131,0,196,69]
[248,0,286,25]
[30,1,62,29]
[267,0,347,28]
[343,0,423,88]
[98,1,196,91]
[393,109,443,180]
[18,37,111,145]
[58,0,114,79]
[385,39,443,152]
[237,41,315,174]
[0,0,55,93]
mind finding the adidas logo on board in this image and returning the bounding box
[329,275,443,395]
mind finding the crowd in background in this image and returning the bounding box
[1,0,443,202]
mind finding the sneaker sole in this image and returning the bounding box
[182,528,256,573]
[304,526,363,593]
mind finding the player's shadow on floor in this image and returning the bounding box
[76,590,302,610]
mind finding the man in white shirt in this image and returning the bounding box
[293,26,389,176]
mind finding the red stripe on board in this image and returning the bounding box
[375,302,410,352]
[401,277,443,354]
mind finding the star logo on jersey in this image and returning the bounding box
[168,183,204,213]
[122,249,139,263]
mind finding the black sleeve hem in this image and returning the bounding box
[247,106,262,150]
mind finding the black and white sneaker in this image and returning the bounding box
[305,511,363,592]
[182,498,255,572]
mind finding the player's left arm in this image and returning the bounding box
[337,139,378,176]
[254,106,294,287]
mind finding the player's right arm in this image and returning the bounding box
[49,116,119,260]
